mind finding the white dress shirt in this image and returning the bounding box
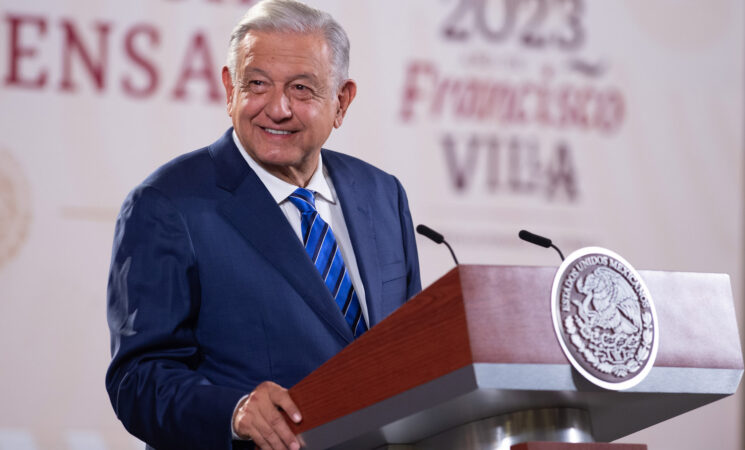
[232,131,369,327]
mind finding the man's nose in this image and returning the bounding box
[264,88,292,122]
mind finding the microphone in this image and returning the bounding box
[519,229,565,261]
[416,224,459,265]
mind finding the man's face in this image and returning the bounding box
[222,30,355,184]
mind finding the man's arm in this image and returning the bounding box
[394,176,422,299]
[106,185,246,450]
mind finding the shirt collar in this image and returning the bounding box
[232,130,335,205]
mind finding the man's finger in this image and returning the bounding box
[245,410,290,450]
[268,386,302,423]
[254,422,286,450]
[257,395,299,449]
[247,425,271,450]
[234,382,302,449]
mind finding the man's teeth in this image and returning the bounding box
[264,128,292,135]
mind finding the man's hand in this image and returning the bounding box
[233,381,303,450]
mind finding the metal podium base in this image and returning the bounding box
[376,408,594,450]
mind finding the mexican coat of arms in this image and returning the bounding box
[551,247,659,390]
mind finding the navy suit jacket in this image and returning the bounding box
[105,129,421,450]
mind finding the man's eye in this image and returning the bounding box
[290,84,314,99]
[241,80,268,92]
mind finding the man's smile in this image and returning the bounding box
[261,127,295,135]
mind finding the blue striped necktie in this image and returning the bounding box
[287,187,367,338]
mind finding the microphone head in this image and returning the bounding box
[416,224,444,244]
[519,229,552,248]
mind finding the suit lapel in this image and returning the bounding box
[210,131,354,344]
[323,150,384,327]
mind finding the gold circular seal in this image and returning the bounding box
[0,149,32,269]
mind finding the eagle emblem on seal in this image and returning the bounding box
[551,247,658,390]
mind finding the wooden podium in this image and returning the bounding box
[287,265,744,449]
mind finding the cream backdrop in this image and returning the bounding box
[0,0,742,449]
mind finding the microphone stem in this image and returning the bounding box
[444,241,459,265]
[551,244,565,261]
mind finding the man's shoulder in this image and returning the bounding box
[142,147,213,192]
[137,130,238,198]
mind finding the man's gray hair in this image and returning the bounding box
[227,0,350,89]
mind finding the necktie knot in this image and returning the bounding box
[288,187,317,215]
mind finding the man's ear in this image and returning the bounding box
[221,66,235,117]
[334,79,357,128]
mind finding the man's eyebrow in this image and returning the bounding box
[240,68,322,84]
[239,67,270,79]
[291,73,321,83]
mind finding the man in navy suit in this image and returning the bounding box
[105,1,421,449]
